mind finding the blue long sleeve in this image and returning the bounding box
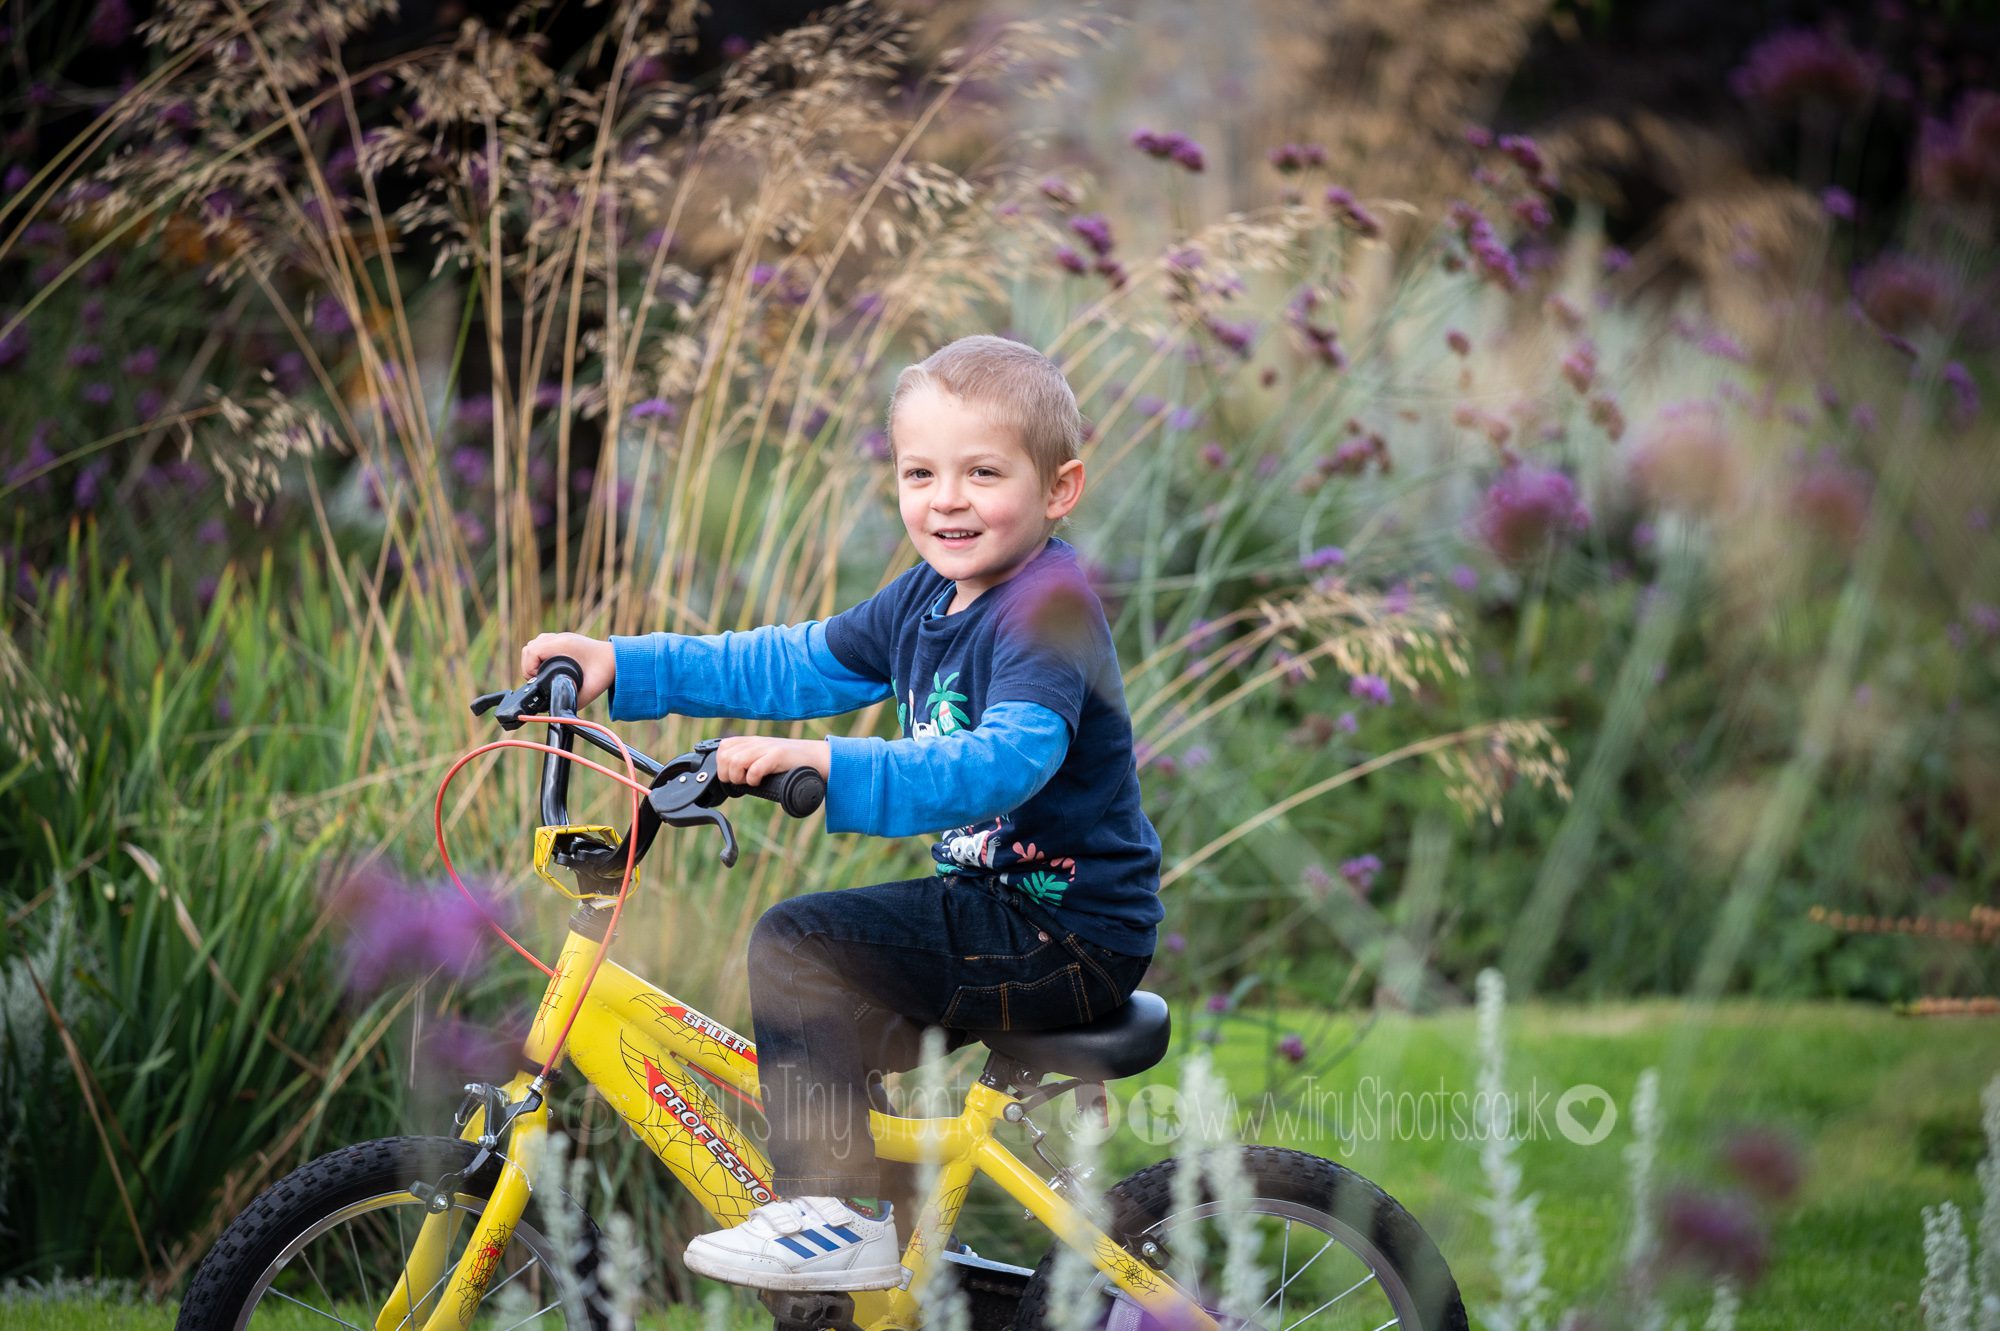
[608,621,890,721]
[824,701,1070,837]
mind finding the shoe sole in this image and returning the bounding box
[683,1247,908,1292]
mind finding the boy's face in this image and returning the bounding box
[893,384,1084,605]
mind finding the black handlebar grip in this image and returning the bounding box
[736,767,826,818]
[773,767,826,818]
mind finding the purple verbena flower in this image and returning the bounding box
[1473,463,1590,564]
[1732,28,1874,113]
[1658,1187,1769,1286]
[1277,1033,1308,1063]
[1339,853,1383,896]
[122,345,159,376]
[1267,142,1326,173]
[628,397,675,421]
[1324,185,1382,238]
[1039,176,1077,208]
[1071,212,1114,257]
[1820,186,1857,220]
[1348,674,1392,707]
[1199,441,1228,469]
[1450,564,1479,592]
[1203,315,1257,358]
[1301,545,1345,572]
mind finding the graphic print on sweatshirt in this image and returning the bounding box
[822,539,1165,953]
[894,668,1076,904]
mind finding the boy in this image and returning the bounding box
[519,334,1162,1292]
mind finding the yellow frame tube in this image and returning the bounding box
[401,924,1215,1331]
[368,1073,546,1331]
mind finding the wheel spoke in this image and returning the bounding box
[1252,1234,1337,1320]
[1368,1318,1400,1331]
[300,1249,342,1317]
[267,1286,370,1330]
[347,1222,372,1317]
[1280,1215,1296,1327]
[494,1298,563,1330]
[1280,1271,1378,1331]
[478,1251,543,1308]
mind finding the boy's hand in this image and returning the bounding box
[715,736,832,787]
[519,632,617,709]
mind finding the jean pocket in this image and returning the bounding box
[941,963,1087,1032]
[1063,936,1151,1020]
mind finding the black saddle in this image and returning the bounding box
[967,990,1171,1081]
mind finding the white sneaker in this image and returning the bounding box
[682,1197,905,1292]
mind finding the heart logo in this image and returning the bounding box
[1555,1084,1617,1145]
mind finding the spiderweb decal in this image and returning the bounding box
[617,1035,775,1222]
[635,992,758,1065]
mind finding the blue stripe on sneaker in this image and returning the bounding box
[825,1225,862,1243]
[776,1236,817,1259]
[799,1229,842,1253]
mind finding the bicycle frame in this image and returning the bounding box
[383,913,1216,1331]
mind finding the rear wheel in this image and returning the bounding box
[1014,1147,1466,1331]
[175,1135,608,1331]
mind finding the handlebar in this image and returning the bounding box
[470,656,825,875]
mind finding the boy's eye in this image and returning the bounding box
[903,468,929,480]
[972,467,997,478]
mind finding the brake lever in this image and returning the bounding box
[647,750,740,868]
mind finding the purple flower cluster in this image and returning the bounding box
[1203,315,1256,358]
[1301,545,1345,572]
[1039,176,1078,208]
[1276,1033,1308,1063]
[1070,213,1114,256]
[1560,340,1596,394]
[1918,91,2000,206]
[1473,463,1591,565]
[1789,454,1872,547]
[329,869,504,992]
[1852,254,1952,335]
[1339,854,1383,897]
[1731,28,1875,113]
[1131,128,1206,173]
[1943,360,1979,426]
[1447,203,1521,292]
[1657,1186,1769,1286]
[1267,143,1326,174]
[1348,674,1392,707]
[1323,186,1381,239]
[628,397,675,422]
[1315,431,1389,479]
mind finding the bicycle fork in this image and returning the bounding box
[374,1072,549,1331]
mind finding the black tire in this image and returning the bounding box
[1014,1146,1466,1331]
[176,1135,609,1331]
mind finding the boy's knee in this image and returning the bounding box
[749,897,814,963]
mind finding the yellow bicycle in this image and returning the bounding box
[176,658,1466,1331]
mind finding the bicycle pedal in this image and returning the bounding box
[759,1288,862,1331]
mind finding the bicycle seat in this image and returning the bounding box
[970,990,1171,1080]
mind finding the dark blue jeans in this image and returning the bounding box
[746,873,1152,1197]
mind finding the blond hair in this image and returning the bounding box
[888,335,1082,486]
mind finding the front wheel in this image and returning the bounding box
[1014,1146,1466,1331]
[176,1135,608,1330]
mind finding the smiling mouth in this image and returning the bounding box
[933,530,980,540]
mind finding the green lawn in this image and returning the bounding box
[5,1000,1992,1330]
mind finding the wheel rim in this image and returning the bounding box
[235,1190,586,1331]
[1083,1198,1423,1331]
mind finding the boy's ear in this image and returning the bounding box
[1045,458,1086,521]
